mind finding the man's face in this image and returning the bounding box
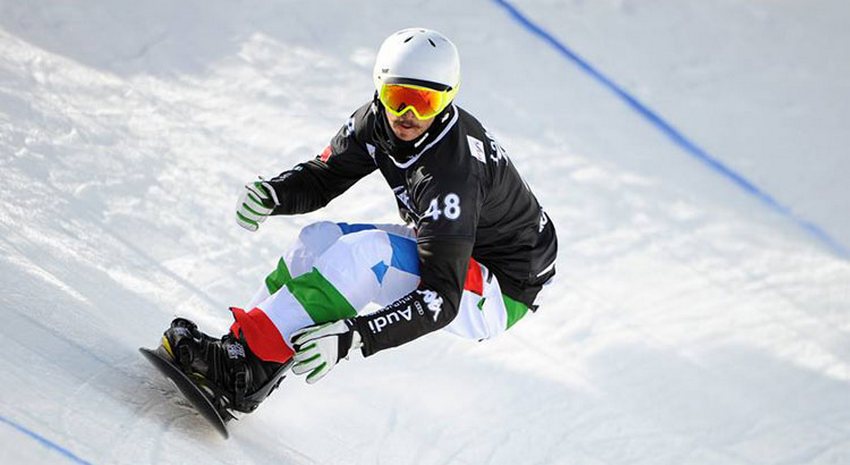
[385,110,435,142]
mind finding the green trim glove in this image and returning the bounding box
[291,320,362,384]
[236,180,278,232]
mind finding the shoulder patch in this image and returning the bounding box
[467,135,486,164]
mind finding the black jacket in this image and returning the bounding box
[266,100,557,356]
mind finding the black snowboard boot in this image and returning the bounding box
[159,318,289,415]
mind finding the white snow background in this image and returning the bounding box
[1,0,849,464]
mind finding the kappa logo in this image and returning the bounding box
[393,186,416,214]
[467,135,486,164]
[417,289,444,322]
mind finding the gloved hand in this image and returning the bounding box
[291,320,362,384]
[236,180,279,232]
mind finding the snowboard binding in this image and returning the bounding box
[142,318,291,437]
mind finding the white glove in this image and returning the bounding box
[236,180,279,232]
[291,320,362,384]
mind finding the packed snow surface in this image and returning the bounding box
[2,1,849,464]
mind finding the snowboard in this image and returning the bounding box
[139,347,231,439]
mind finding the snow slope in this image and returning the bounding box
[1,1,849,464]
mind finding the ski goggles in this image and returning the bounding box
[378,83,458,120]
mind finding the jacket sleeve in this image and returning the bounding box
[352,170,485,356]
[351,239,473,356]
[265,108,377,215]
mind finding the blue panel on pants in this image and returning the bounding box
[337,223,377,235]
[371,261,389,284]
[387,234,419,275]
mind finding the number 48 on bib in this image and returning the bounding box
[423,193,461,221]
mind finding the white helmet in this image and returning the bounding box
[373,28,461,93]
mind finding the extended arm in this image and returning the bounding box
[235,105,377,229]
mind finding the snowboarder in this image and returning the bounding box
[152,28,557,417]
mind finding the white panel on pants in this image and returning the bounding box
[246,221,513,343]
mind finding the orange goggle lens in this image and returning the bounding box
[379,84,454,120]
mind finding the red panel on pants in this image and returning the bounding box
[230,307,294,363]
[464,258,484,296]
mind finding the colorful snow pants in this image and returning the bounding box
[230,222,531,363]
